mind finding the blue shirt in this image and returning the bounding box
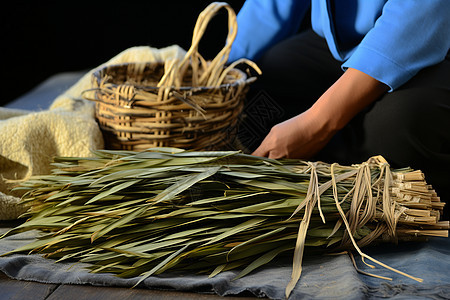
[228,0,450,91]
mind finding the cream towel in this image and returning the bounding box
[0,45,187,220]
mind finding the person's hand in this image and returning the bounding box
[252,108,336,159]
[251,68,389,160]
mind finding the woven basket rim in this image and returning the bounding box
[92,61,248,91]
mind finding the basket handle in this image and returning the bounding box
[157,2,250,91]
[186,2,237,86]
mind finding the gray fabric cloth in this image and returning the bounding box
[4,71,86,111]
[0,227,449,299]
[1,72,449,299]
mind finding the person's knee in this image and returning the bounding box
[363,88,449,166]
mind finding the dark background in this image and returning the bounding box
[2,1,245,106]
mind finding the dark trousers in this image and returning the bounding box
[238,29,450,219]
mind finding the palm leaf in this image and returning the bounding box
[1,148,447,298]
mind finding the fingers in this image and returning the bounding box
[252,142,284,159]
[252,129,284,159]
[251,143,268,158]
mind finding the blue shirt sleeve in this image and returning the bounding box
[342,0,450,91]
[228,0,310,62]
[230,0,450,92]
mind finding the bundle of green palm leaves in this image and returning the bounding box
[1,148,448,298]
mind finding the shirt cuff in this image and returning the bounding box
[342,45,416,92]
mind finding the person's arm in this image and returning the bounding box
[252,68,389,159]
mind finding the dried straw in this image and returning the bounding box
[1,149,448,298]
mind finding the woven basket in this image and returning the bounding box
[85,2,260,151]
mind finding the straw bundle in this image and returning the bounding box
[84,2,260,151]
[2,148,448,298]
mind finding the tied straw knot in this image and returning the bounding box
[286,156,422,299]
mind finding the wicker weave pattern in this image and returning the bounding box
[87,2,259,151]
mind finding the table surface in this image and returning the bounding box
[0,272,258,300]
